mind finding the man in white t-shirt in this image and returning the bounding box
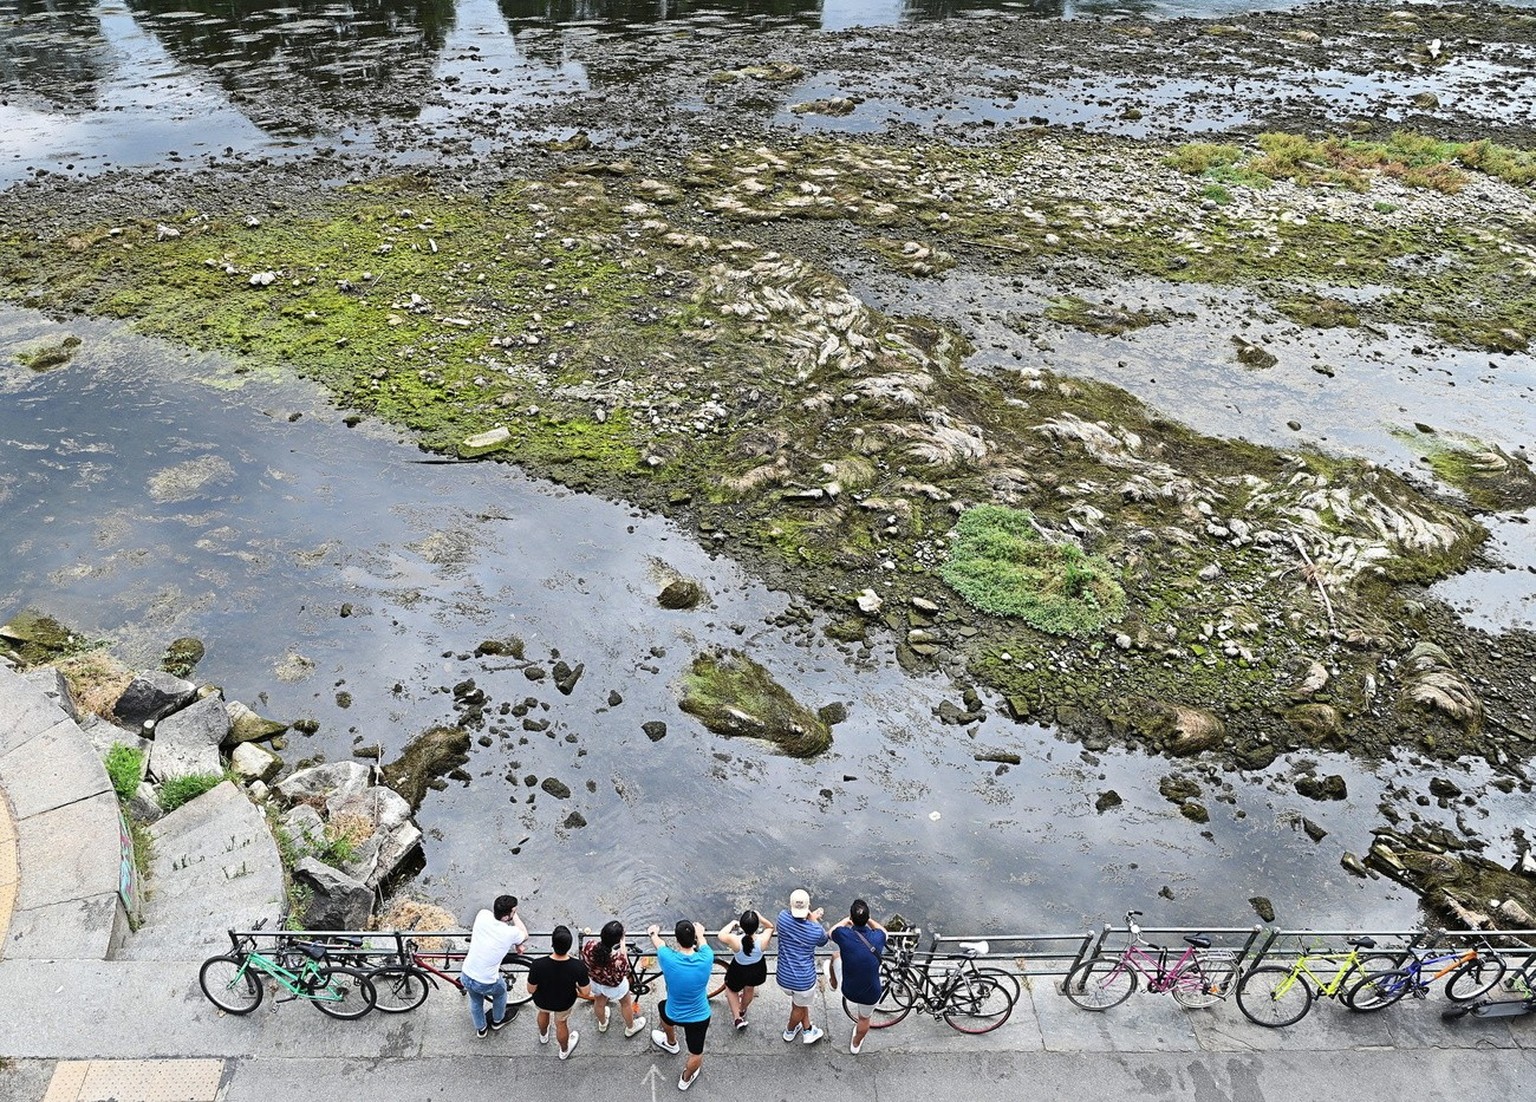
[461,894,529,1037]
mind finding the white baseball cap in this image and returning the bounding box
[789,889,811,918]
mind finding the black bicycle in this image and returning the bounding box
[841,933,1017,1034]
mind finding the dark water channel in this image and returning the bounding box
[7,302,1504,933]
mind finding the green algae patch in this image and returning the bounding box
[1044,295,1169,336]
[1391,427,1536,511]
[940,505,1126,637]
[679,650,831,757]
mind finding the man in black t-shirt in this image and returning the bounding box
[527,925,592,1059]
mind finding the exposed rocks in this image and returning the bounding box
[540,777,572,799]
[1403,641,1483,728]
[679,650,831,757]
[1120,701,1223,756]
[231,742,281,784]
[1286,703,1344,745]
[475,637,525,659]
[1249,896,1276,923]
[458,425,512,458]
[113,670,198,728]
[817,702,849,726]
[658,578,705,610]
[552,660,584,695]
[1294,773,1348,801]
[1364,826,1536,932]
[973,749,1022,765]
[159,636,205,678]
[293,857,374,929]
[0,608,78,664]
[278,760,376,804]
[224,700,289,746]
[1094,790,1123,813]
[149,693,229,781]
[380,725,471,810]
[642,720,668,742]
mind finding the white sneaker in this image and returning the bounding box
[802,1025,824,1045]
[850,1033,863,1055]
[560,1030,579,1060]
[651,1028,681,1055]
[538,1028,550,1045]
[679,1066,701,1091]
[782,1024,803,1043]
[597,1014,609,1033]
[625,1016,648,1038]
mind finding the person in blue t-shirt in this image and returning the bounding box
[648,919,715,1091]
[828,899,888,1054]
[776,888,830,1045]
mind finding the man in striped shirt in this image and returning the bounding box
[776,888,829,1045]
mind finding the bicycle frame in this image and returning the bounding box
[1102,941,1207,996]
[223,935,349,1005]
[1275,945,1370,999]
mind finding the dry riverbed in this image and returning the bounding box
[4,0,1536,923]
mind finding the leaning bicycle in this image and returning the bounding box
[1063,911,1235,1011]
[1235,936,1396,1028]
[840,932,1016,1034]
[1344,931,1505,1011]
[200,928,377,1019]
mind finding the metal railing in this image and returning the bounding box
[227,923,1536,987]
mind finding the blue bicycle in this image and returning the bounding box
[1343,932,1505,1011]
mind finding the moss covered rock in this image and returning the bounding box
[679,650,831,757]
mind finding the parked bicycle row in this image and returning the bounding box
[199,899,1536,1079]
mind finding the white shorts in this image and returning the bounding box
[590,978,629,1001]
[790,986,816,1008]
[846,1000,875,1020]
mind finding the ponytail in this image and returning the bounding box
[739,909,760,956]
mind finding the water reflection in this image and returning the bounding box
[0,0,109,111]
[124,0,457,132]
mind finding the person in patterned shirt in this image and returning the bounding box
[581,920,648,1038]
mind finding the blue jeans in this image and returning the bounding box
[461,974,507,1031]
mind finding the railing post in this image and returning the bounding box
[1247,927,1280,971]
[1232,924,1264,972]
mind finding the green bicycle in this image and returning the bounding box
[1235,936,1396,1027]
[199,929,378,1019]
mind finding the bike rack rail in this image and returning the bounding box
[1249,927,1536,973]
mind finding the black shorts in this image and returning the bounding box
[657,999,711,1055]
[724,958,767,993]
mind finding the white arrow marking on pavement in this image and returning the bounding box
[642,1062,664,1102]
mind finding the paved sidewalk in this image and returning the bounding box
[1,955,1533,1100]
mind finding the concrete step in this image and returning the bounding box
[117,782,283,960]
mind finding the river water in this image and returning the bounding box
[3,0,1534,934]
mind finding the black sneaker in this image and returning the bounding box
[477,1024,489,1039]
[489,1010,512,1032]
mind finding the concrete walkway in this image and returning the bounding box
[0,951,1533,1100]
[0,665,126,961]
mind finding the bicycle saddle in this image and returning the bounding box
[1183,935,1212,949]
[295,941,329,960]
[1347,936,1377,949]
[959,941,989,958]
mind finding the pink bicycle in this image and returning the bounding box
[1063,910,1236,1011]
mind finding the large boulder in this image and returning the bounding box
[224,700,289,747]
[327,786,412,831]
[1120,700,1224,756]
[277,760,375,803]
[114,671,198,727]
[80,714,151,776]
[379,727,469,810]
[231,742,281,784]
[283,803,326,849]
[342,820,424,891]
[149,693,229,781]
[293,857,373,930]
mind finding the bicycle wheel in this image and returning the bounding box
[1338,953,1401,994]
[1172,955,1236,1009]
[970,966,1022,1005]
[500,954,535,1007]
[1063,955,1137,1011]
[1344,967,1412,1012]
[1445,955,1507,1002]
[310,966,378,1020]
[1236,966,1313,1028]
[368,966,430,1013]
[843,972,914,1029]
[199,955,263,1015]
[943,974,1014,1034]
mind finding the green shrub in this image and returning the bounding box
[1166,142,1243,175]
[104,743,144,802]
[158,771,224,812]
[940,505,1127,637]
